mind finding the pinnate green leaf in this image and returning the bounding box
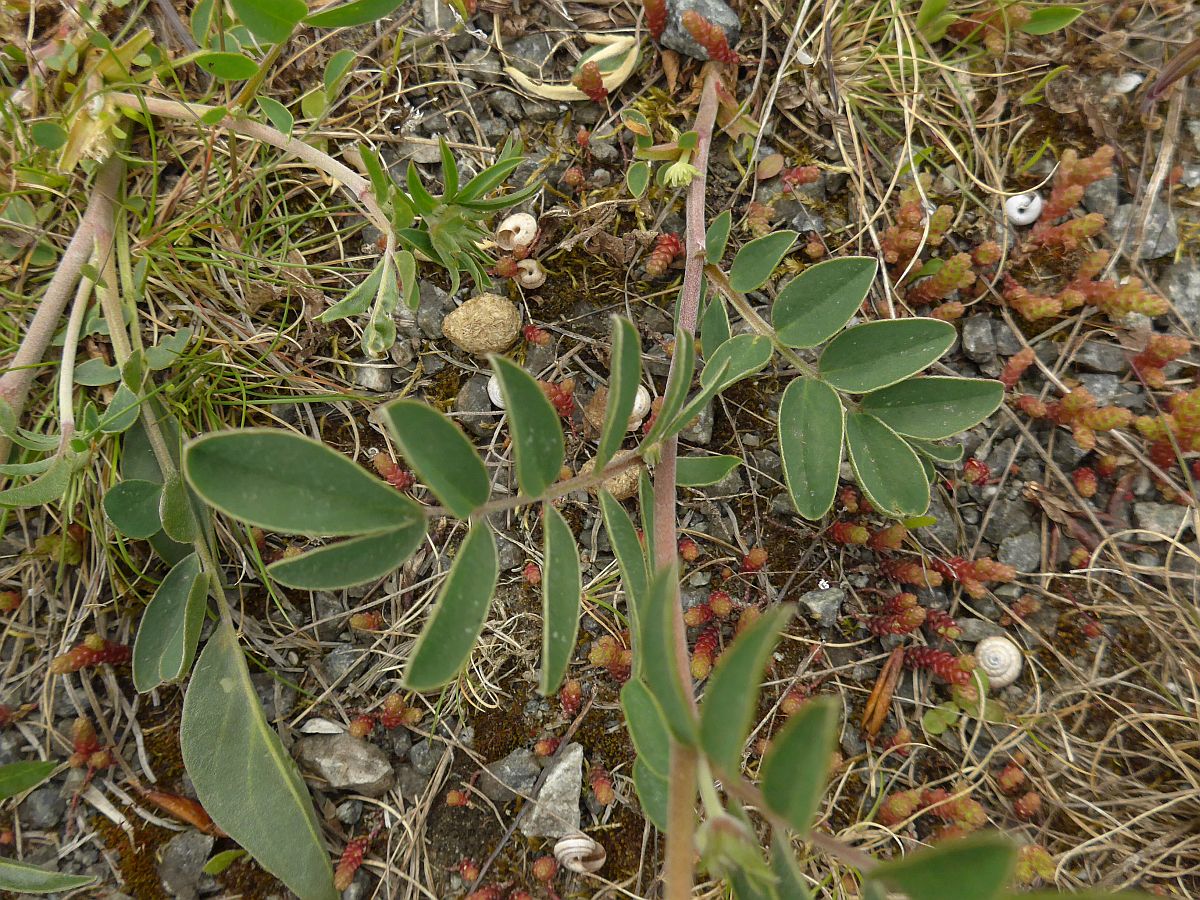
[403,521,498,691]
[228,0,306,43]
[860,376,1004,440]
[99,384,142,433]
[641,564,697,744]
[0,761,57,799]
[74,357,121,386]
[700,334,773,393]
[845,413,930,516]
[258,96,293,134]
[778,377,843,520]
[642,329,695,448]
[621,680,670,776]
[700,605,793,774]
[104,479,162,539]
[159,474,199,543]
[594,317,641,471]
[626,161,650,198]
[676,455,741,487]
[184,429,419,536]
[266,521,426,590]
[729,231,797,292]
[133,553,209,692]
[760,696,839,836]
[0,860,95,894]
[866,833,1017,900]
[489,355,564,497]
[600,490,647,650]
[706,209,732,263]
[380,399,489,517]
[306,0,405,28]
[182,620,334,899]
[194,51,258,80]
[773,256,877,348]
[540,505,581,695]
[819,318,955,393]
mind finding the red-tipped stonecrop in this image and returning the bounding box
[571,61,607,103]
[681,11,739,63]
[643,0,667,40]
[1132,334,1190,389]
[50,634,130,674]
[645,233,683,277]
[830,521,869,545]
[1000,348,1035,390]
[334,835,371,891]
[589,765,615,805]
[691,625,720,679]
[867,593,926,636]
[741,547,768,573]
[904,647,976,685]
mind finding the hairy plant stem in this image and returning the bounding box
[656,69,720,900]
[55,277,95,444]
[0,156,125,469]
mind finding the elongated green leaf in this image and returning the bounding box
[643,329,695,448]
[0,860,95,894]
[104,479,162,539]
[860,377,1004,440]
[641,564,696,744]
[729,231,798,293]
[403,521,498,691]
[700,334,773,393]
[203,849,247,875]
[700,605,793,774]
[74,357,121,386]
[195,50,258,80]
[133,553,209,692]
[229,0,306,43]
[699,294,731,359]
[0,761,57,799]
[773,256,877,348]
[540,505,580,695]
[267,521,426,589]
[1020,5,1083,34]
[595,318,642,471]
[845,413,930,517]
[258,96,293,135]
[0,453,78,509]
[456,142,524,202]
[185,430,419,536]
[600,489,647,612]
[771,835,814,900]
[488,355,564,497]
[99,384,141,433]
[626,160,650,198]
[306,0,405,28]
[908,437,965,464]
[379,400,489,517]
[621,680,670,776]
[318,262,385,324]
[633,757,669,830]
[819,319,955,393]
[706,209,732,263]
[867,833,1017,900]
[159,474,198,543]
[182,620,334,899]
[760,696,839,836]
[676,455,741,487]
[778,377,844,519]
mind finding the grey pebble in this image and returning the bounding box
[1133,502,1195,541]
[998,531,1041,573]
[479,748,540,803]
[294,734,394,797]
[1163,261,1200,331]
[961,316,997,364]
[798,588,844,628]
[661,0,741,61]
[20,786,65,829]
[1074,340,1127,373]
[520,743,583,838]
[454,376,498,439]
[408,739,443,776]
[158,831,214,900]
[1110,201,1178,260]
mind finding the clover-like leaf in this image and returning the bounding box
[380,399,490,517]
[729,231,798,293]
[621,680,670,777]
[641,564,697,744]
[133,553,209,692]
[489,355,565,497]
[866,833,1018,900]
[0,761,57,800]
[594,317,642,472]
[860,376,1004,440]
[773,256,877,348]
[600,490,647,646]
[266,521,426,590]
[706,210,732,263]
[819,318,955,393]
[103,479,162,539]
[778,377,844,520]
[845,413,930,516]
[633,758,670,831]
[676,454,741,487]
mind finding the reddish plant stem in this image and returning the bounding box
[652,69,720,900]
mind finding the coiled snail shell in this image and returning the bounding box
[515,258,546,289]
[553,833,605,874]
[496,213,539,251]
[975,635,1023,689]
[1005,193,1043,226]
[627,385,652,431]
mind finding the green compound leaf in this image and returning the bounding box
[760,696,840,836]
[380,399,490,518]
[860,376,1004,440]
[642,329,695,449]
[729,231,798,293]
[676,454,741,487]
[489,355,564,497]
[306,0,406,28]
[184,429,420,536]
[103,479,162,539]
[318,260,385,324]
[700,334,773,393]
[621,680,670,776]
[0,761,57,800]
[705,209,732,263]
[98,383,142,433]
[228,0,306,43]
[194,50,258,80]
[600,490,647,655]
[845,413,931,517]
[908,437,965,464]
[1020,5,1083,34]
[772,256,878,348]
[133,553,209,692]
[258,96,293,135]
[700,605,793,775]
[267,521,426,590]
[403,521,498,692]
[867,833,1018,900]
[641,564,697,744]
[0,860,95,894]
[778,377,844,520]
[74,357,121,386]
[182,620,335,900]
[819,318,955,393]
[594,317,642,472]
[632,757,669,831]
[540,505,581,696]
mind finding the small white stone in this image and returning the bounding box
[1111,72,1145,94]
[1005,193,1044,226]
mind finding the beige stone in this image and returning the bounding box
[580,451,642,501]
[442,293,521,356]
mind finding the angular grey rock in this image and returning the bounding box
[295,734,395,797]
[20,786,65,829]
[489,90,523,120]
[962,316,997,364]
[322,645,364,683]
[520,743,583,838]
[454,376,497,439]
[1082,173,1120,219]
[662,0,741,61]
[505,33,556,77]
[589,139,620,165]
[982,497,1036,544]
[408,738,442,775]
[1110,201,1178,260]
[998,531,1041,573]
[0,731,24,766]
[1133,502,1196,541]
[1076,374,1121,405]
[993,323,1023,357]
[159,831,214,900]
[798,588,844,628]
[679,400,714,445]
[955,618,1007,642]
[1163,261,1200,330]
[312,592,344,641]
[393,764,429,799]
[461,48,502,84]
[496,535,523,571]
[353,361,393,393]
[523,100,565,124]
[1074,340,1126,373]
[336,799,363,825]
[479,748,541,802]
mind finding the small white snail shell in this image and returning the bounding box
[627,385,652,432]
[1111,72,1145,94]
[515,258,546,289]
[495,212,539,251]
[553,833,606,874]
[1005,192,1044,226]
[487,374,506,409]
[975,635,1023,689]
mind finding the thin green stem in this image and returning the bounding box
[55,276,95,443]
[703,264,818,377]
